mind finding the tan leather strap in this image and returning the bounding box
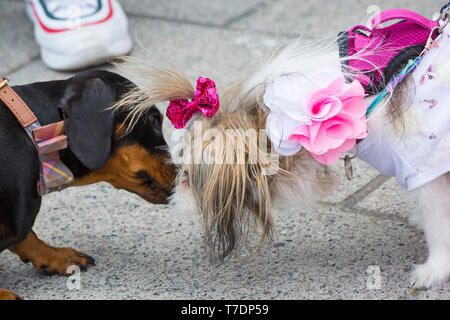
[0,77,38,128]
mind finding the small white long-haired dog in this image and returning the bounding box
[114,17,450,289]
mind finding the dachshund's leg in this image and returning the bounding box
[8,231,95,276]
[0,289,21,300]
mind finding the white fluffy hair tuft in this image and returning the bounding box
[227,37,343,112]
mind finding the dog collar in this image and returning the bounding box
[0,77,74,195]
[338,8,441,94]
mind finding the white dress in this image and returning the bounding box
[358,27,450,190]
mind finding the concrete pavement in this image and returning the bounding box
[0,0,449,299]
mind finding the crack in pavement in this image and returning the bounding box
[338,174,391,210]
[222,2,267,28]
[4,54,41,77]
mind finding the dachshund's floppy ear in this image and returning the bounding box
[60,77,115,171]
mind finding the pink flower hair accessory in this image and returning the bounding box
[264,74,368,165]
[167,77,220,129]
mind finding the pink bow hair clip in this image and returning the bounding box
[166,77,220,129]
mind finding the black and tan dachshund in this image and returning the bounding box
[0,70,176,299]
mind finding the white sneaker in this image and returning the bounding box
[26,0,133,71]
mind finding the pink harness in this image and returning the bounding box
[338,8,441,94]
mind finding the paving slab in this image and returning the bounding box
[124,16,284,89]
[122,0,264,27]
[323,158,381,204]
[354,177,417,220]
[0,0,39,75]
[1,186,448,299]
[7,16,283,87]
[1,0,450,300]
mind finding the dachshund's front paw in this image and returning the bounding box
[9,232,95,276]
[30,247,96,276]
[0,289,22,300]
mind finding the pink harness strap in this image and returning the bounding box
[371,9,439,30]
[338,9,439,94]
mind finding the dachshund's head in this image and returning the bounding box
[60,71,176,204]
